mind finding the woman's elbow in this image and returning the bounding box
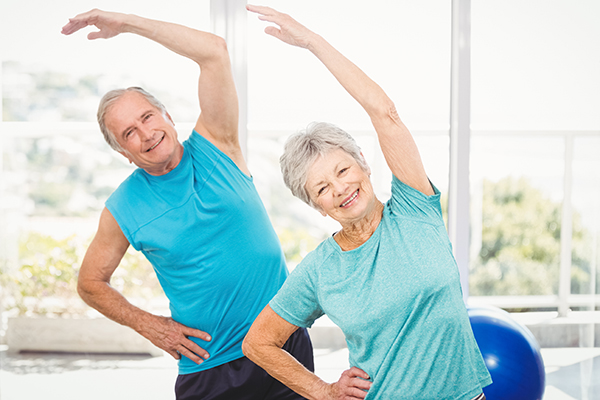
[369,97,400,124]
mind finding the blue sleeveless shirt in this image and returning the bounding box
[106,131,288,375]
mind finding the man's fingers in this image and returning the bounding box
[182,338,210,361]
[166,349,181,361]
[182,326,212,342]
[87,31,104,40]
[179,345,207,365]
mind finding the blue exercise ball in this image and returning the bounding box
[468,306,545,400]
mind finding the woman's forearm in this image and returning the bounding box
[306,33,393,120]
[243,341,329,400]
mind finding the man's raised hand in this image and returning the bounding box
[62,9,127,40]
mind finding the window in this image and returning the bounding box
[469,0,600,310]
[1,0,210,317]
[1,0,598,320]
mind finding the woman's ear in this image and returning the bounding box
[360,152,372,176]
[311,202,328,217]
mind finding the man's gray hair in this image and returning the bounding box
[97,87,167,151]
[280,122,369,208]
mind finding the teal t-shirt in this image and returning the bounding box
[270,177,491,399]
[106,130,288,375]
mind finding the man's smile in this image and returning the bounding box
[146,134,165,152]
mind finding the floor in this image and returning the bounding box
[1,346,598,399]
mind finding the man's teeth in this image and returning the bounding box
[147,136,164,151]
[340,190,359,207]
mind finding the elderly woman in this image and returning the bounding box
[244,5,492,400]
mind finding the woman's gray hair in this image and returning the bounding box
[97,87,167,151]
[280,122,369,208]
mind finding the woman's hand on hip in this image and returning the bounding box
[323,366,371,399]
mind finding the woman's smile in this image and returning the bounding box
[340,189,359,208]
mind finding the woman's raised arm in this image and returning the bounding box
[247,4,433,195]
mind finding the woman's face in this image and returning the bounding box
[305,148,375,225]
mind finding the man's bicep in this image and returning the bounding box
[80,208,130,284]
[194,56,239,145]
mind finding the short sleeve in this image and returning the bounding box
[269,259,324,328]
[388,175,444,223]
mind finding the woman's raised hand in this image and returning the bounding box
[247,4,315,49]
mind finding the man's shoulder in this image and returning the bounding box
[108,168,147,201]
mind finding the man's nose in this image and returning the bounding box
[138,125,154,141]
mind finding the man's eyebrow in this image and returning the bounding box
[120,109,154,138]
[120,124,135,138]
[141,110,154,119]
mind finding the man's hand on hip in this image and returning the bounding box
[140,315,212,364]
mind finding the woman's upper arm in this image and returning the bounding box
[244,305,299,353]
[370,99,434,196]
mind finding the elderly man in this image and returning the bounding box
[62,9,313,400]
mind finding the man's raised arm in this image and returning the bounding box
[62,9,247,173]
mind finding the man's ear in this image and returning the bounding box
[165,112,175,126]
[119,150,133,164]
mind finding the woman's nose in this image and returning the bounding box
[332,180,348,196]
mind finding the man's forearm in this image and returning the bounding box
[122,13,228,67]
[78,279,157,334]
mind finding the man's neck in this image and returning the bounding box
[145,143,185,176]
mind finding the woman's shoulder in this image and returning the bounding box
[295,236,339,271]
[387,175,444,225]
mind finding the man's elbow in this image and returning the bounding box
[76,277,91,304]
[194,35,230,66]
[241,334,256,361]
[76,273,101,306]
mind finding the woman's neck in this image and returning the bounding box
[334,200,385,251]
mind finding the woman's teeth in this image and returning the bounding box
[340,190,359,207]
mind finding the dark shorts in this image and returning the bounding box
[175,328,314,400]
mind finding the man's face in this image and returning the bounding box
[105,91,182,175]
